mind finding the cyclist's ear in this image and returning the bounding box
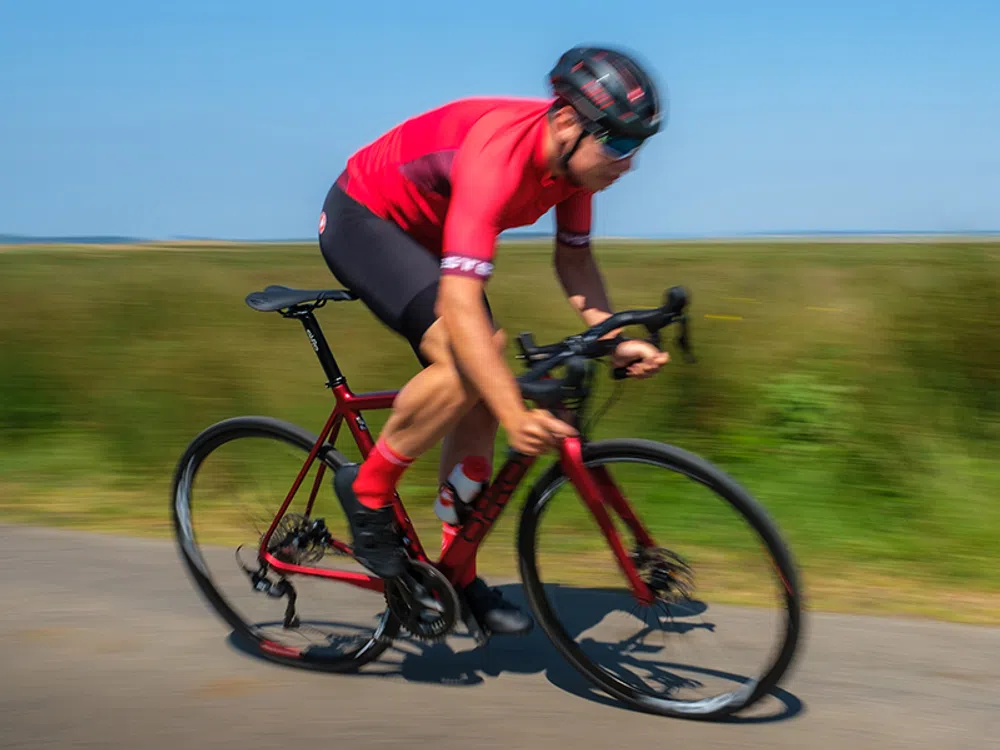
[549,104,582,139]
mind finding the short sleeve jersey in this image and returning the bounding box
[334,97,594,281]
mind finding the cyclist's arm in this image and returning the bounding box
[553,192,623,339]
[438,164,525,428]
[437,274,525,428]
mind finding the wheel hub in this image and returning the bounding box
[268,513,330,564]
[635,545,695,603]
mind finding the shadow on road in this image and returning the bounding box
[228,582,804,724]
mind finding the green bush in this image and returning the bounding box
[759,372,857,446]
[1,240,998,607]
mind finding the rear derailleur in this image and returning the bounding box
[234,514,336,630]
[236,550,301,629]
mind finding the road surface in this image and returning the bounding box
[1,524,996,749]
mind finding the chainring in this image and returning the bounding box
[384,561,460,642]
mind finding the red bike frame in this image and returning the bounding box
[254,305,657,606]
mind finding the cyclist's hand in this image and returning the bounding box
[506,409,577,455]
[612,339,670,379]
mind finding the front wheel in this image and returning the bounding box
[518,438,803,720]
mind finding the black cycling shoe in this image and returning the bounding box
[464,577,534,636]
[333,464,408,580]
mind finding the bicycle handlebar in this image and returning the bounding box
[514,285,696,408]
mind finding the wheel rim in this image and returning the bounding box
[173,422,396,666]
[522,452,800,717]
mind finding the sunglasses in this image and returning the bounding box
[581,121,645,160]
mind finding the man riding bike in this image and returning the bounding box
[318,45,670,636]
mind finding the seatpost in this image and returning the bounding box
[290,309,345,387]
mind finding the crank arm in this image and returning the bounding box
[393,571,445,614]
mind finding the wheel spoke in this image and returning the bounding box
[172,417,399,671]
[519,439,802,719]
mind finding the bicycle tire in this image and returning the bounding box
[171,415,399,672]
[517,438,803,720]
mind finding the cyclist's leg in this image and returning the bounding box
[375,317,500,460]
[437,338,502,588]
[437,400,535,634]
[415,320,532,634]
[317,179,496,577]
[438,328,506,485]
[439,402,500,483]
[317,182,532,631]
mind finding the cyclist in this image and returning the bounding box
[319,45,670,635]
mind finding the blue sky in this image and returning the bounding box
[2,0,998,239]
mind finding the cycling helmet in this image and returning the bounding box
[549,45,665,160]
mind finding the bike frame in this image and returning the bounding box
[255,306,657,605]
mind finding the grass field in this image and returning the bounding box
[1,239,998,623]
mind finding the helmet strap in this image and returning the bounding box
[559,129,587,185]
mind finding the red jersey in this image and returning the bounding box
[335,97,593,281]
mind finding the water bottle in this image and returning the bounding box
[434,455,490,525]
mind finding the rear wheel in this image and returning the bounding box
[171,416,399,671]
[518,439,803,720]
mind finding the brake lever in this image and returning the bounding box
[677,315,697,364]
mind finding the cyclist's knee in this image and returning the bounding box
[492,328,507,354]
[432,363,480,418]
[419,321,506,369]
[417,322,506,411]
[418,320,451,366]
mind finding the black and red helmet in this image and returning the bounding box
[548,45,666,141]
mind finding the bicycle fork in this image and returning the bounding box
[560,438,657,606]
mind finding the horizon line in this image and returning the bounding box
[3,229,1000,246]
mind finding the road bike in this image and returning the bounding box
[172,282,803,720]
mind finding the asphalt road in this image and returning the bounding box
[1,524,997,749]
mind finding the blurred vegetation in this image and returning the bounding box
[1,239,998,622]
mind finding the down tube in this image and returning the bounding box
[559,438,654,605]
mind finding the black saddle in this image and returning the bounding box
[245,285,358,312]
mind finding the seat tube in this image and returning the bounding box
[294,310,345,387]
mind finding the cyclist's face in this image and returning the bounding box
[550,106,639,191]
[572,133,638,191]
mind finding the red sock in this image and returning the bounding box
[353,438,414,509]
[442,524,477,587]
